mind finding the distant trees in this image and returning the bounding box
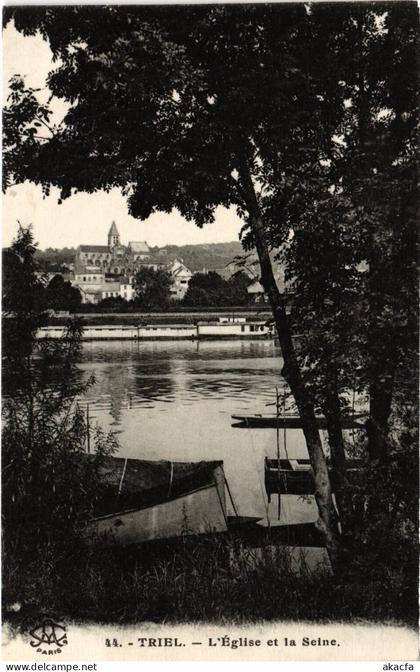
[132,267,173,311]
[183,272,224,307]
[35,247,75,272]
[45,274,82,312]
[183,271,250,307]
[3,236,81,315]
[160,242,243,273]
[228,271,252,306]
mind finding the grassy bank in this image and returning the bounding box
[3,533,418,629]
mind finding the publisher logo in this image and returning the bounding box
[29,618,68,655]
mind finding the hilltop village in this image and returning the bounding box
[67,222,192,303]
[33,222,288,309]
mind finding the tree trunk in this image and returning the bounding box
[366,355,396,463]
[354,34,400,466]
[323,368,347,479]
[366,227,398,464]
[237,163,340,563]
[322,369,350,530]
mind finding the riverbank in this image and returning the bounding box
[4,533,417,628]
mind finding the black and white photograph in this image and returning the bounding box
[2,1,418,664]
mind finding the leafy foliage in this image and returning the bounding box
[183,270,250,307]
[44,273,82,312]
[3,4,350,224]
[272,4,418,463]
[2,227,117,611]
[2,225,47,364]
[132,266,172,311]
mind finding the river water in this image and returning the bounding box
[78,339,319,526]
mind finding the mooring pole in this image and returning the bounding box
[276,386,281,520]
[86,403,91,454]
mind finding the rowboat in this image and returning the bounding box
[86,456,262,547]
[265,457,315,498]
[264,457,365,500]
[231,413,365,429]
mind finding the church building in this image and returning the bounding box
[72,222,192,304]
[75,222,151,275]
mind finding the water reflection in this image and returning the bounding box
[132,358,175,406]
[78,339,319,526]
[79,338,279,363]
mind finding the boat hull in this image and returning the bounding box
[232,414,365,429]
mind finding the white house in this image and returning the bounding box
[119,277,135,301]
[71,272,107,303]
[74,271,105,286]
[100,281,122,300]
[169,259,192,300]
[77,287,102,304]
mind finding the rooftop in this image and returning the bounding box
[108,221,119,236]
[129,241,150,253]
[78,245,110,253]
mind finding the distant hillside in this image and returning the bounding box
[151,241,244,272]
[35,241,245,273]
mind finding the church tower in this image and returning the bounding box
[108,221,120,249]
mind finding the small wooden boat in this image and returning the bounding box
[231,413,365,429]
[264,457,365,500]
[265,457,315,499]
[85,456,263,547]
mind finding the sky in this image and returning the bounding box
[2,21,243,250]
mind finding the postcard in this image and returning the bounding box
[2,1,418,666]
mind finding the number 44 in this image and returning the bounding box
[105,638,121,647]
